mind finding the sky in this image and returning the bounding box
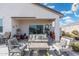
[42,3,79,26]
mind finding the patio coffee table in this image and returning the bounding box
[28,42,50,55]
[28,42,50,50]
[28,39,48,43]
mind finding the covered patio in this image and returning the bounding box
[5,17,61,56]
[11,17,61,42]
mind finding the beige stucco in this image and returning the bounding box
[0,3,63,42]
[12,18,54,35]
[0,3,60,34]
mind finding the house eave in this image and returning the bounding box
[33,3,64,18]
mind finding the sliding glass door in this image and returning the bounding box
[29,24,52,34]
[29,25,43,34]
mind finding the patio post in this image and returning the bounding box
[54,17,60,42]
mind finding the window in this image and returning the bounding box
[44,24,52,34]
[29,25,43,34]
[0,17,3,32]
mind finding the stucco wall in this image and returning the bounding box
[0,3,60,34]
[12,19,53,35]
[12,19,20,35]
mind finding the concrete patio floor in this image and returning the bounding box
[0,39,79,56]
[0,44,8,56]
[0,44,77,56]
[0,44,50,56]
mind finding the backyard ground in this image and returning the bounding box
[0,39,79,56]
[0,44,8,56]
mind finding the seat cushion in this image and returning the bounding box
[19,44,27,51]
[10,48,21,53]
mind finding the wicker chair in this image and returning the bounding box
[3,32,11,44]
[8,38,25,56]
[52,38,71,56]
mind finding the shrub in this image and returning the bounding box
[70,33,79,38]
[65,32,72,37]
[61,30,79,38]
[63,32,79,38]
[70,42,79,52]
[72,30,79,35]
[61,31,65,36]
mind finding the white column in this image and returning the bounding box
[54,18,60,42]
[3,16,12,33]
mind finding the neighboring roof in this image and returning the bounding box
[33,3,64,18]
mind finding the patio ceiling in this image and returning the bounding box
[11,17,55,21]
